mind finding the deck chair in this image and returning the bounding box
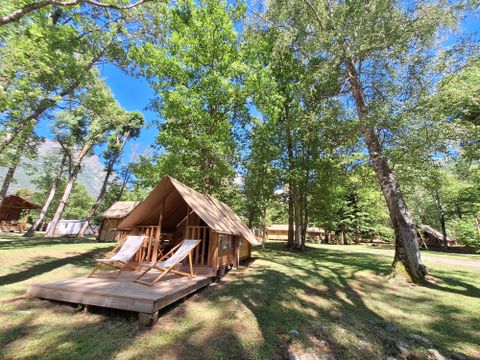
[88,235,145,279]
[135,239,200,286]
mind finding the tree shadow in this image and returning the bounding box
[0,247,109,286]
[0,234,99,250]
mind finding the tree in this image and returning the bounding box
[25,149,67,237]
[264,0,458,282]
[45,76,121,237]
[0,0,145,155]
[0,0,153,27]
[77,111,144,237]
[0,131,40,205]
[129,0,248,202]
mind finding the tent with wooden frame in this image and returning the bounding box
[266,224,325,241]
[117,176,261,276]
[98,201,140,242]
[419,224,457,247]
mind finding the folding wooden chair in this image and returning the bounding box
[88,235,145,279]
[135,239,200,286]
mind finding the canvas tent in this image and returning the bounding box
[118,176,261,275]
[46,220,95,236]
[98,201,140,242]
[266,224,325,241]
[419,224,457,247]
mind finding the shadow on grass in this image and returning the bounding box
[1,242,478,359]
[0,234,101,250]
[0,303,139,360]
[194,243,480,359]
[0,247,110,286]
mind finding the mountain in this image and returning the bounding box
[0,140,105,197]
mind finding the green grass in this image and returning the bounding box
[0,234,479,359]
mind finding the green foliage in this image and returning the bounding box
[130,0,247,202]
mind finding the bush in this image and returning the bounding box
[448,218,480,247]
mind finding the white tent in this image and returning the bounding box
[46,220,95,236]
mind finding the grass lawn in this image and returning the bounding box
[0,234,479,360]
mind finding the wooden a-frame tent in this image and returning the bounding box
[117,176,261,275]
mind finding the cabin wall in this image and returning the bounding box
[267,229,288,241]
[239,238,250,261]
[98,218,123,242]
[217,234,235,269]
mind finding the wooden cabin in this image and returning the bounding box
[266,224,325,242]
[0,195,40,232]
[98,201,140,242]
[117,176,261,276]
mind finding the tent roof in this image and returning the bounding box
[420,224,456,243]
[118,176,261,246]
[102,201,140,219]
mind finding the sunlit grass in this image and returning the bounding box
[0,234,479,359]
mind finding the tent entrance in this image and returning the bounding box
[186,226,210,266]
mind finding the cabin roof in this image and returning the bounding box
[118,176,261,246]
[102,201,140,219]
[0,195,40,210]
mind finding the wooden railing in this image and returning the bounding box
[186,226,210,266]
[114,225,211,266]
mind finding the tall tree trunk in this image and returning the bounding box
[261,207,267,247]
[46,164,81,237]
[433,189,448,251]
[0,148,22,205]
[77,163,113,237]
[25,153,66,237]
[285,107,295,249]
[346,59,426,283]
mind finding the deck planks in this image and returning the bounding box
[27,269,213,314]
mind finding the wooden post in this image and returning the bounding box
[233,236,239,268]
[152,198,164,263]
[138,311,159,326]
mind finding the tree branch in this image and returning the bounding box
[0,0,154,27]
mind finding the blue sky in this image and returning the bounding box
[98,64,158,161]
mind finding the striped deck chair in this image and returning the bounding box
[88,235,145,279]
[135,239,201,286]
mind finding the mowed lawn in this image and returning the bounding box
[0,235,479,360]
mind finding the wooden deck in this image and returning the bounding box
[27,268,214,323]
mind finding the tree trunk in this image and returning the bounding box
[25,153,66,237]
[77,163,113,237]
[346,59,426,283]
[433,189,448,251]
[46,164,81,237]
[285,106,295,249]
[0,148,22,205]
[0,163,18,205]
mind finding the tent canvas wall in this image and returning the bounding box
[98,201,140,242]
[46,220,95,236]
[266,224,325,241]
[118,176,261,275]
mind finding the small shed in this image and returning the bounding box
[98,201,140,242]
[0,195,40,221]
[46,220,95,237]
[118,176,261,275]
[420,224,457,247]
